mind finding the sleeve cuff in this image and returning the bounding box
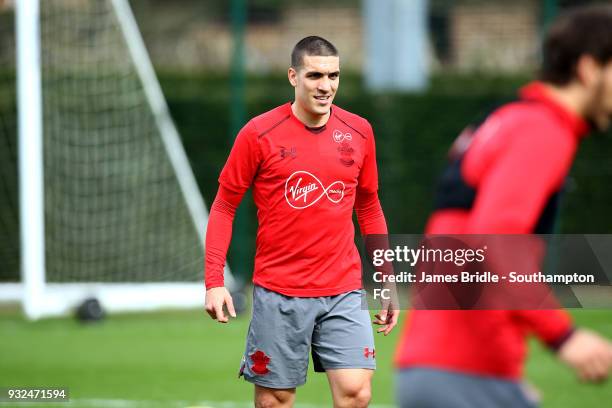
[549,326,576,352]
[205,280,225,290]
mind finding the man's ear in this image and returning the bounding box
[576,55,603,88]
[288,67,298,87]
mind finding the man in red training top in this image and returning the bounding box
[395,5,612,408]
[204,36,398,408]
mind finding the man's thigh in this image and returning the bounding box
[326,368,373,398]
[312,289,376,372]
[240,285,318,388]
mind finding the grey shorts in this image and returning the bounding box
[396,368,539,408]
[239,285,376,389]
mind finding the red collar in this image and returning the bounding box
[519,81,590,139]
[285,102,333,131]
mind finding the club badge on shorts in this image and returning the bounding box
[250,350,271,375]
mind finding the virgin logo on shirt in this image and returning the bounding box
[285,170,345,209]
[333,129,352,143]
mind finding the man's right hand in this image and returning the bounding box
[558,328,612,383]
[205,286,236,323]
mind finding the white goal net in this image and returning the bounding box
[0,0,233,319]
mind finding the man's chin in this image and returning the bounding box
[310,106,331,117]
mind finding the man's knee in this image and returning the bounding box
[331,376,372,408]
[254,386,295,408]
[340,382,371,408]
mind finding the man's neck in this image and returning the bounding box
[291,102,330,128]
[543,82,588,118]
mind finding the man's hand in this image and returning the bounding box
[373,283,400,336]
[558,328,612,383]
[205,286,236,323]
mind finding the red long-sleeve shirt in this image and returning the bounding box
[395,82,588,379]
[205,103,388,297]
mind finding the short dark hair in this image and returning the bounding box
[541,5,612,85]
[291,36,338,69]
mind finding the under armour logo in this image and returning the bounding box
[364,347,376,359]
[280,146,296,159]
[333,129,352,143]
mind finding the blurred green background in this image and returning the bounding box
[159,72,612,281]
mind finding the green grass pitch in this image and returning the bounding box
[1,303,611,407]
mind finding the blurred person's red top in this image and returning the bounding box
[395,82,589,379]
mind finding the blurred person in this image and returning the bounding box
[395,5,612,408]
[204,36,398,408]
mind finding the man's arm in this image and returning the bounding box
[355,190,399,336]
[204,121,260,323]
[516,309,612,382]
[204,186,244,322]
[355,123,399,335]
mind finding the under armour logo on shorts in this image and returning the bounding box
[364,347,376,359]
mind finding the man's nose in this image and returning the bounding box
[318,77,331,92]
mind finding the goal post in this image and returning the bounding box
[2,0,236,319]
[17,0,45,320]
